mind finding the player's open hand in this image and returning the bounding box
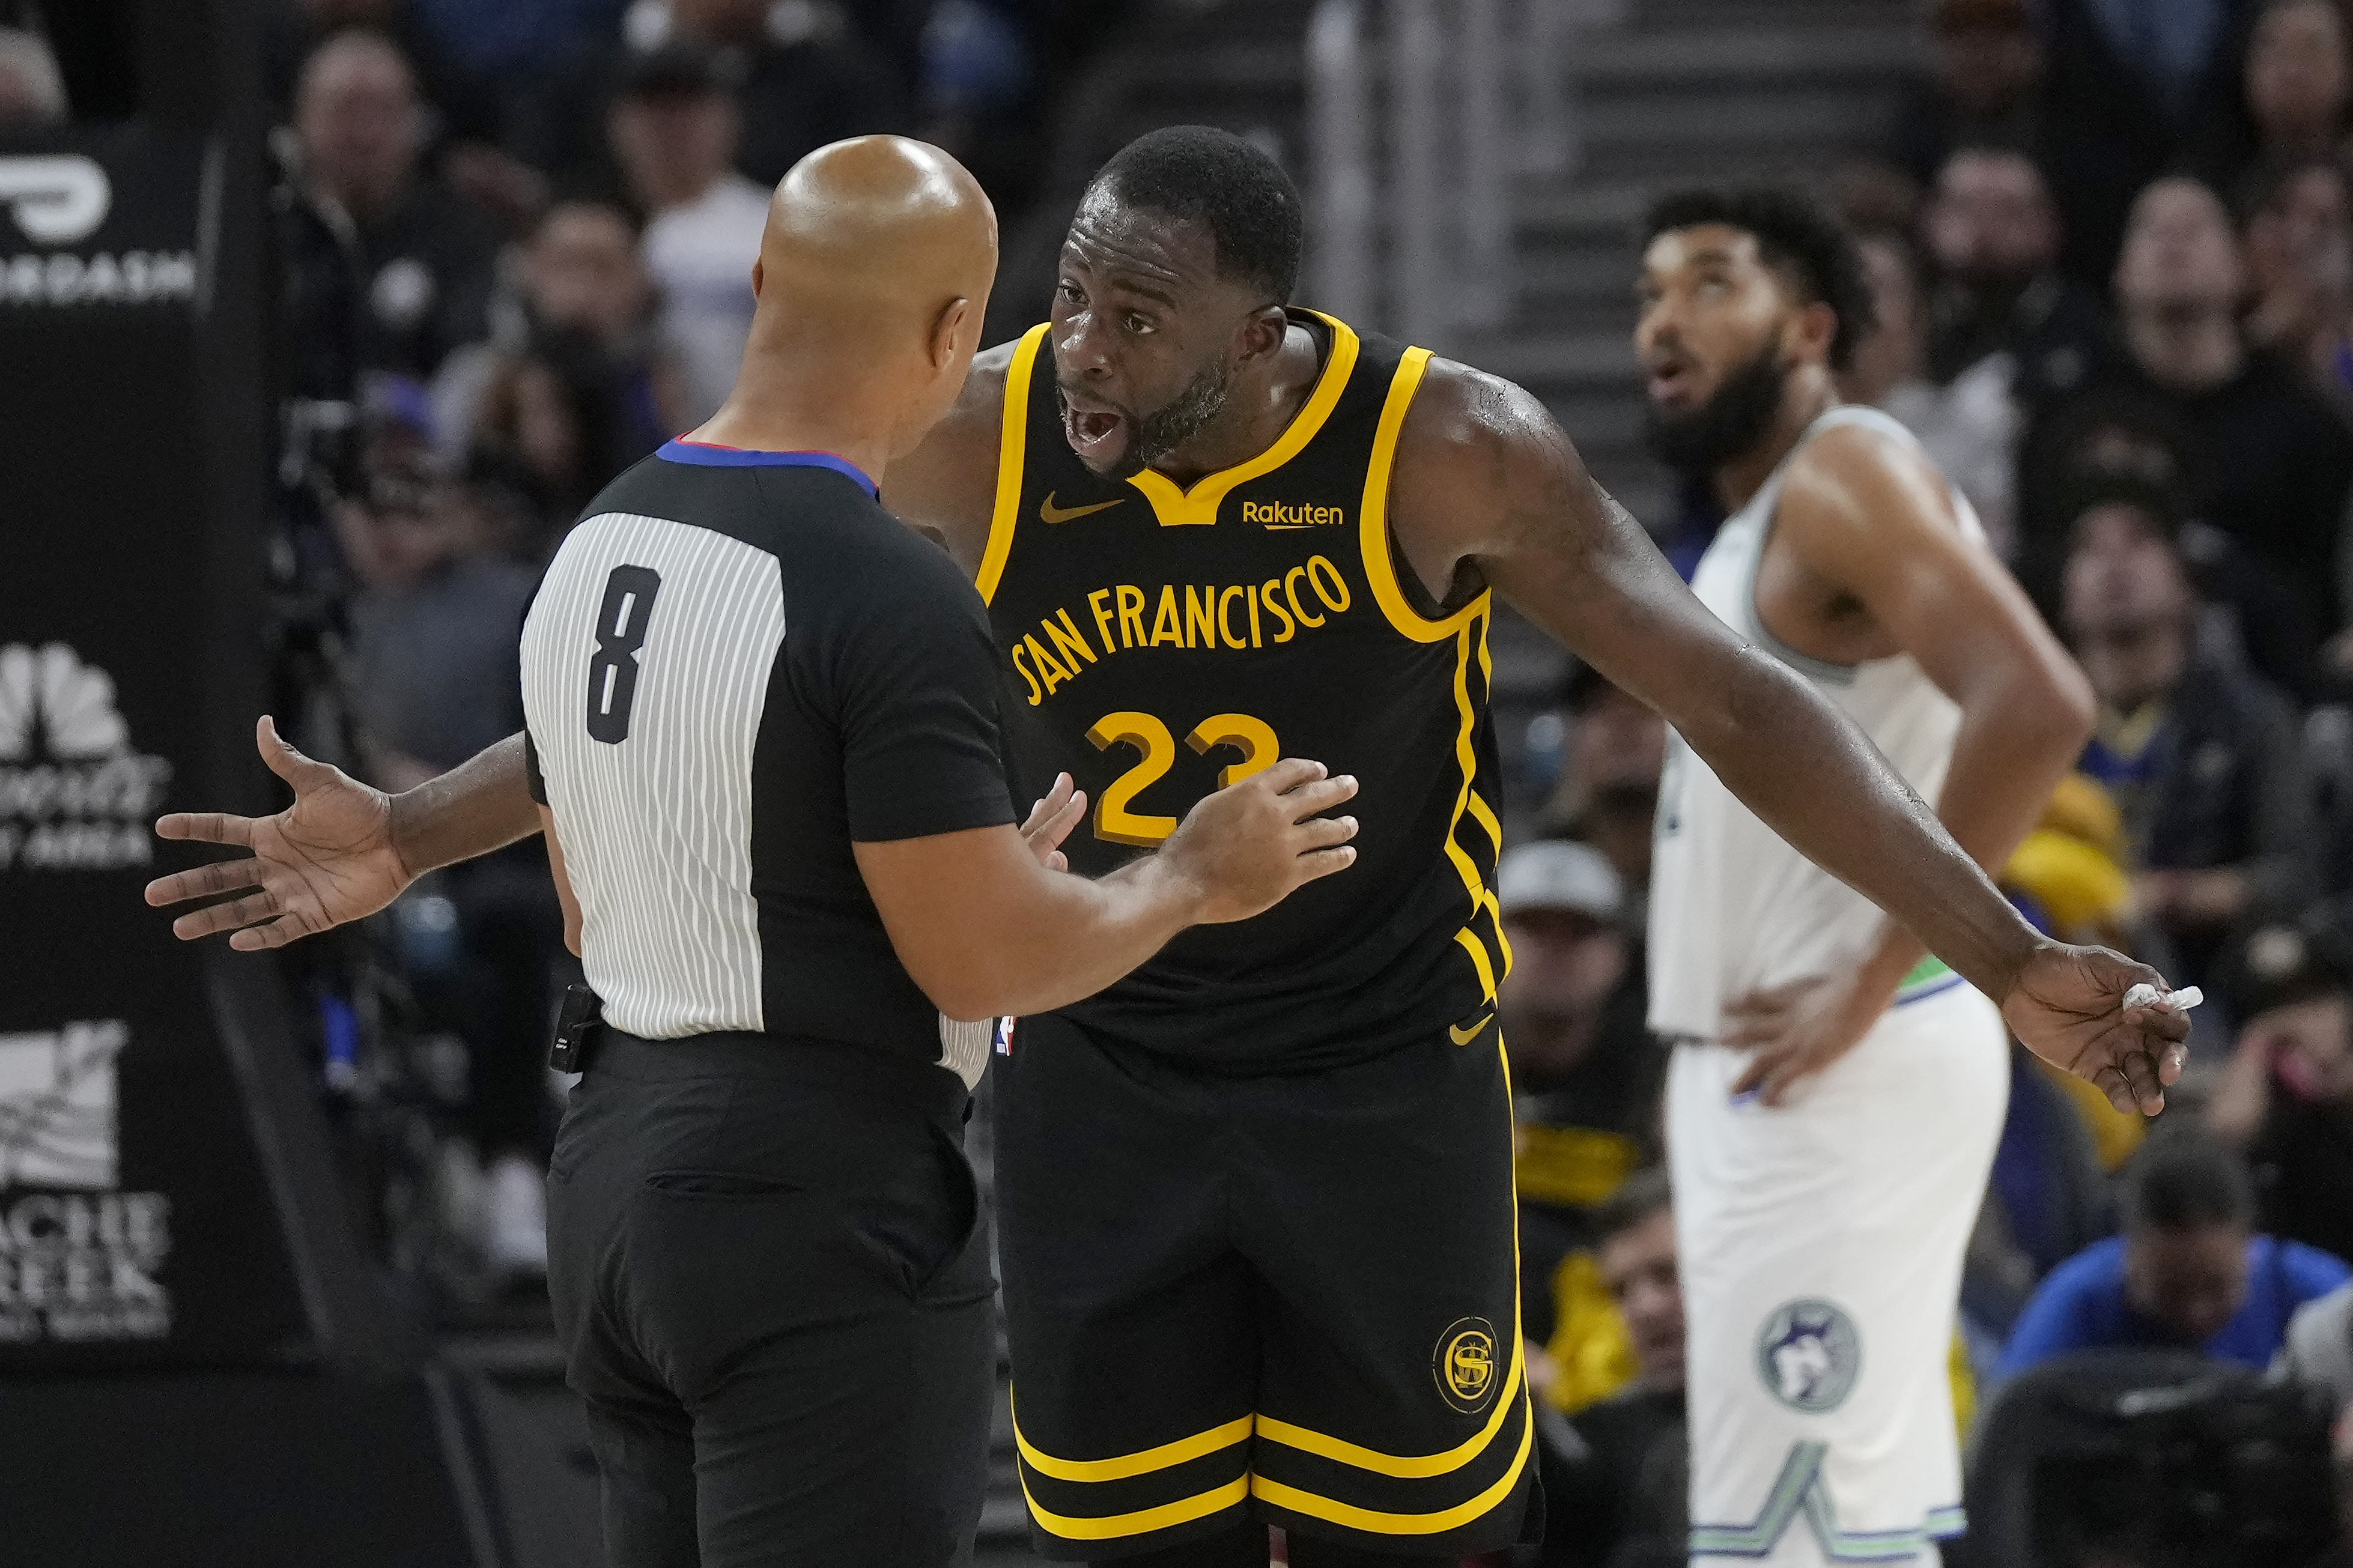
[2000,941,2192,1116]
[1161,758,1359,924]
[1021,773,1088,872]
[1725,971,1887,1106]
[144,716,414,949]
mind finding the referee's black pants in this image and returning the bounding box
[547,1029,996,1567]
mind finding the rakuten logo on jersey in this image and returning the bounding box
[0,644,173,873]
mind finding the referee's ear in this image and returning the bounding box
[926,296,973,373]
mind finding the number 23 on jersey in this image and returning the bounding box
[1084,710,1279,847]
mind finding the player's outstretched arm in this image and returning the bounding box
[144,718,540,949]
[1386,363,2187,1113]
[855,759,1358,1020]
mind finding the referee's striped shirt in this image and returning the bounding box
[519,440,1018,1087]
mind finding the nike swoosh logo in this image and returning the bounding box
[1449,1013,1496,1046]
[1040,492,1126,524]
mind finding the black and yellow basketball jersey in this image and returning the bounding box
[976,309,1510,1068]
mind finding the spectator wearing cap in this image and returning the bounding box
[607,41,771,425]
[2207,925,2353,1268]
[522,0,909,203]
[2061,474,2317,1010]
[1883,0,2045,189]
[1534,1169,1689,1568]
[0,26,67,127]
[1497,840,1665,1417]
[1998,1133,2352,1379]
[277,29,505,399]
[2028,175,2353,668]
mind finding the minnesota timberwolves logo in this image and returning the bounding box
[1432,1316,1501,1414]
[1756,1299,1860,1413]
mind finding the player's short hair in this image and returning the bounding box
[1642,186,1878,372]
[1593,1166,1673,1247]
[1087,126,1304,305]
[2125,1134,2256,1235]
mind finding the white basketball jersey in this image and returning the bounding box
[1647,405,1985,1041]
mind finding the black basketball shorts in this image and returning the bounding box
[991,1011,1538,1561]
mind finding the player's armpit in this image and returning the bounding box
[879,339,1015,577]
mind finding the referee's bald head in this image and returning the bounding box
[742,136,996,445]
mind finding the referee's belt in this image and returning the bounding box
[570,1024,973,1125]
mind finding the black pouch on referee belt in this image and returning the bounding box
[549,982,604,1072]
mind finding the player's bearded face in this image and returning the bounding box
[1057,359,1233,480]
[1642,333,1789,477]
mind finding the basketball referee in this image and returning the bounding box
[150,138,1359,1567]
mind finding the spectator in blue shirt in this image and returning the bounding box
[1999,1131,2351,1380]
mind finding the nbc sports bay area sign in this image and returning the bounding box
[0,1020,173,1344]
[0,643,174,873]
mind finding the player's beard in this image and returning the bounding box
[1642,339,1790,477]
[1108,360,1234,479]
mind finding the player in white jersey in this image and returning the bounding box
[1636,189,2107,1566]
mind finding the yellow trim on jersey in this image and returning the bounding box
[1011,1402,1253,1483]
[1358,345,1490,643]
[1126,311,1362,527]
[1251,1421,1532,1536]
[1019,1474,1251,1541]
[1441,618,1507,999]
[976,322,1051,605]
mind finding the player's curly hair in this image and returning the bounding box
[1088,126,1305,306]
[1642,186,1879,372]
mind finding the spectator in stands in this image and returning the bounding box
[1923,147,2109,408]
[279,31,503,391]
[1499,840,1662,1415]
[607,41,768,425]
[2039,0,2249,288]
[265,0,549,234]
[1848,223,2023,555]
[1884,0,2044,190]
[2206,925,2353,1266]
[523,0,908,202]
[334,434,560,1280]
[1536,1169,1687,1568]
[2061,475,2317,1006]
[2207,0,2353,186]
[0,26,67,127]
[2026,175,2353,655]
[1538,665,1666,918]
[1997,1133,2351,1379]
[434,201,681,536]
[406,0,626,95]
[2244,156,2353,418]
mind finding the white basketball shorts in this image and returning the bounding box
[1666,978,2008,1565]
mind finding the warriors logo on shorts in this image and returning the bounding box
[1432,1316,1501,1414]
[1755,1298,1861,1414]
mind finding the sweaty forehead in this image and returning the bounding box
[1063,187,1223,293]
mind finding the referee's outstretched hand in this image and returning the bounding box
[1160,758,1360,925]
[144,715,413,949]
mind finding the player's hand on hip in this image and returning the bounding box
[1725,972,1886,1106]
[1021,773,1087,873]
[2000,941,2193,1116]
[1161,758,1359,924]
[144,715,414,950]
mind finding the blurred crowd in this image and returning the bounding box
[11,0,2353,1560]
[1511,2,2353,1564]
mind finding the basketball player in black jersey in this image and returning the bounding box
[150,130,2190,1566]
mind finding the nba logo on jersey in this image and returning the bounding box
[994,1017,1018,1056]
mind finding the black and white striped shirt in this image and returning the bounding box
[520,441,1016,1086]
